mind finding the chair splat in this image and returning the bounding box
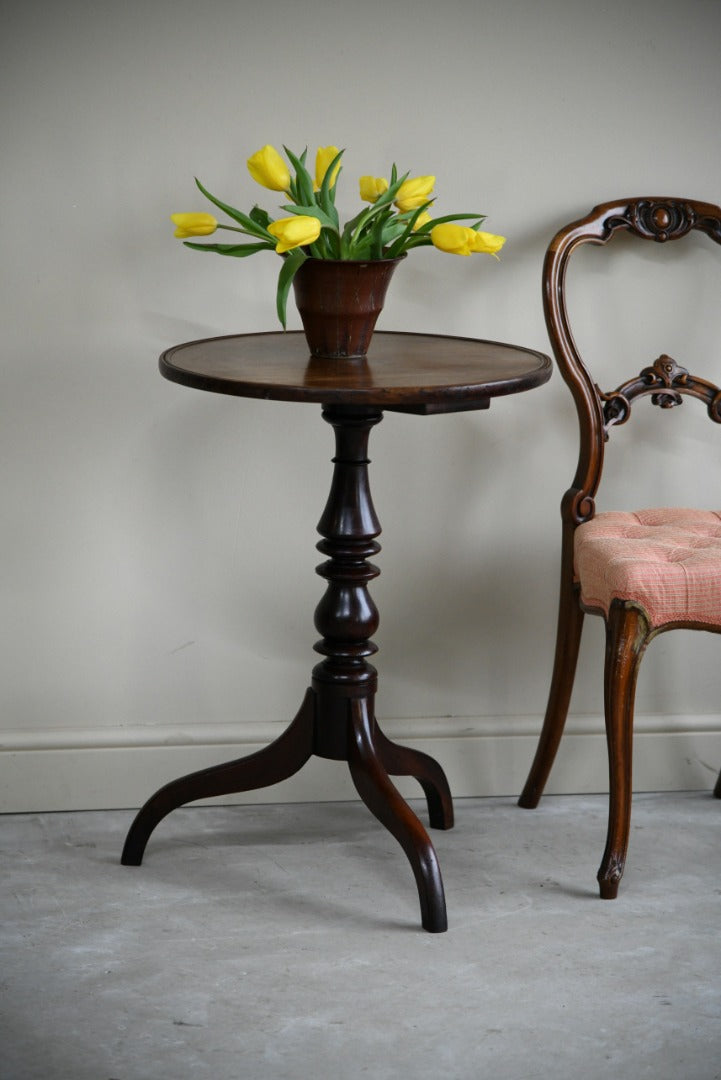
[597,354,721,434]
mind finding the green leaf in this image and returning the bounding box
[422,212,487,232]
[399,234,433,250]
[370,208,393,258]
[341,207,369,240]
[275,248,307,329]
[249,205,273,230]
[344,197,398,257]
[345,240,373,260]
[183,241,274,257]
[384,203,433,258]
[317,148,343,229]
[283,146,315,207]
[194,177,273,241]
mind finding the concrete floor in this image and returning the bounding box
[1,792,720,1080]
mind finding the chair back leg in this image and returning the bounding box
[519,566,584,808]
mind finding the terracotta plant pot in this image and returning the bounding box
[292,256,404,359]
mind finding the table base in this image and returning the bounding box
[122,404,454,932]
[121,683,452,932]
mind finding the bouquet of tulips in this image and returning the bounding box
[171,144,506,327]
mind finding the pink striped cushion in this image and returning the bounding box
[574,508,721,627]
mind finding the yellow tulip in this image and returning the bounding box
[395,175,435,212]
[359,175,389,203]
[412,211,432,232]
[471,230,506,255]
[315,146,341,190]
[431,223,506,257]
[171,212,218,238]
[247,145,291,192]
[267,215,321,253]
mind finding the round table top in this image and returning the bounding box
[159,331,551,412]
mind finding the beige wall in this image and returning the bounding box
[2,0,721,810]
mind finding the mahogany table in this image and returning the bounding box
[121,331,551,932]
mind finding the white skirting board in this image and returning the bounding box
[1,713,720,813]
[0,712,716,812]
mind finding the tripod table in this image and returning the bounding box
[121,331,551,932]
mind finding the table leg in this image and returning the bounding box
[347,697,448,933]
[374,724,454,831]
[121,689,315,866]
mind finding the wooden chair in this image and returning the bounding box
[518,197,721,898]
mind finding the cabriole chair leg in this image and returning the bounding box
[597,601,650,899]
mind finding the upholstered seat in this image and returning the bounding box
[518,196,721,899]
[575,508,721,628]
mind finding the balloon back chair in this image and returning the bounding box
[518,197,721,898]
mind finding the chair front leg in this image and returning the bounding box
[597,600,650,899]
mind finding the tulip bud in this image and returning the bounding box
[247,145,291,192]
[431,223,506,257]
[430,224,478,256]
[359,175,389,203]
[171,212,218,238]
[395,175,435,213]
[267,215,322,253]
[315,146,342,190]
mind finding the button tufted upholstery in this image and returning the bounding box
[575,508,721,628]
